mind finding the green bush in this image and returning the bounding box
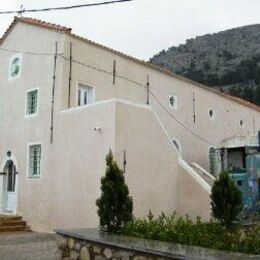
[96,150,133,232]
[120,212,260,255]
[211,172,243,228]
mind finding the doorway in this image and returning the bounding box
[2,160,17,213]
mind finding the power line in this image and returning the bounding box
[148,89,218,147]
[61,54,111,75]
[0,0,133,15]
[61,54,145,87]
[0,47,61,56]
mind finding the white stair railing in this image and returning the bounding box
[191,162,216,181]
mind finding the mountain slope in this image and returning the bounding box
[150,24,260,106]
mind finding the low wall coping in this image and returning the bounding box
[55,228,259,259]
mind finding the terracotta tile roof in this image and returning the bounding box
[0,16,71,45]
[18,16,72,33]
[1,16,260,112]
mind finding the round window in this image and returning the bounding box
[10,57,21,78]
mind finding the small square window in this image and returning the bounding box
[237,180,242,186]
[26,89,38,115]
[77,83,94,106]
[28,144,41,177]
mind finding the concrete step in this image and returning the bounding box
[0,215,30,232]
[0,225,29,232]
[0,215,22,222]
[0,220,26,227]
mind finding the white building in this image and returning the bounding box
[0,17,259,232]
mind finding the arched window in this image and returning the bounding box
[4,160,16,192]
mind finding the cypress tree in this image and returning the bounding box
[96,150,133,232]
[211,172,242,228]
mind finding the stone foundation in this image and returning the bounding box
[55,228,259,260]
[56,234,177,260]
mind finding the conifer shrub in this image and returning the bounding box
[211,172,243,228]
[96,150,133,232]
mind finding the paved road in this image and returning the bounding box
[0,232,60,260]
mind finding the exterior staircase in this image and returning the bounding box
[190,163,216,187]
[0,215,30,232]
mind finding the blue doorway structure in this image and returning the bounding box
[228,154,260,211]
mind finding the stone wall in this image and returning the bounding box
[55,228,259,260]
[56,234,177,260]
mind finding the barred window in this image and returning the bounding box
[26,90,38,115]
[28,145,41,177]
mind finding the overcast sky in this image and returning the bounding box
[1,0,260,60]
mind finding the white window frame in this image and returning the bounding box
[76,81,95,107]
[25,87,39,118]
[169,94,178,110]
[8,53,22,81]
[27,142,42,179]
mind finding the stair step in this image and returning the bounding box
[0,216,22,222]
[0,220,26,227]
[0,225,28,232]
[0,215,30,233]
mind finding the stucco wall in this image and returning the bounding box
[10,100,117,232]
[45,101,117,232]
[0,96,198,232]
[45,100,185,232]
[114,101,180,217]
[0,22,65,228]
[62,33,260,172]
[0,20,259,232]
[177,161,211,220]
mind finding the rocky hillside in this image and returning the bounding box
[150,24,260,106]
